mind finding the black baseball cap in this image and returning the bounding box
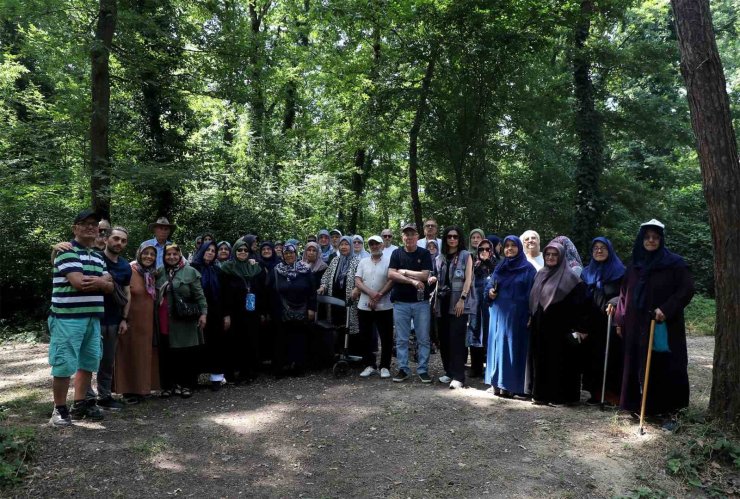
[73,209,102,224]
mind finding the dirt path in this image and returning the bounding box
[0,337,715,498]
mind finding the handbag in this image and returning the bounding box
[168,273,200,319]
[111,280,128,309]
[653,322,670,352]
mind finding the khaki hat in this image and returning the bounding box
[148,217,176,232]
[401,222,418,233]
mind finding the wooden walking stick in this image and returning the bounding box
[638,319,657,435]
[599,313,613,411]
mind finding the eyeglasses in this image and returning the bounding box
[76,221,98,228]
[236,248,249,253]
[544,252,559,258]
[98,229,110,236]
[382,235,393,239]
[592,246,608,253]
[446,234,459,240]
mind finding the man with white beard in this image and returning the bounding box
[352,235,395,379]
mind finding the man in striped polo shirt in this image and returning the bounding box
[48,209,114,427]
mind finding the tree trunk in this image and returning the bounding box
[408,46,437,229]
[348,148,369,234]
[571,0,604,254]
[90,0,117,219]
[671,0,740,426]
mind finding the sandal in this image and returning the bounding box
[160,389,172,399]
[180,387,193,399]
[173,385,182,396]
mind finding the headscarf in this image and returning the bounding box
[301,241,328,273]
[132,241,157,300]
[191,241,220,303]
[486,234,501,259]
[469,228,486,250]
[551,236,583,277]
[529,241,581,314]
[426,239,442,271]
[492,236,534,288]
[258,241,279,271]
[286,238,300,247]
[581,237,625,293]
[351,235,370,259]
[243,235,258,256]
[275,243,311,279]
[220,239,263,280]
[159,243,186,303]
[317,229,333,262]
[334,236,355,290]
[630,221,687,311]
[216,241,232,262]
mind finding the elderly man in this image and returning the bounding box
[86,227,132,411]
[143,217,174,268]
[388,223,433,383]
[353,235,395,379]
[94,219,111,251]
[380,228,398,258]
[417,218,442,250]
[48,209,114,426]
[520,229,544,270]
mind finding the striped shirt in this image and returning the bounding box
[50,240,108,318]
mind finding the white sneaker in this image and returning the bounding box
[360,366,377,378]
[380,368,391,379]
[449,380,464,389]
[438,375,452,384]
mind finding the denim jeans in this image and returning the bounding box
[393,301,431,374]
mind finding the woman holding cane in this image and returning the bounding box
[614,220,694,431]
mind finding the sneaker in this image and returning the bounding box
[418,373,432,384]
[449,380,463,389]
[438,375,452,384]
[379,368,391,379]
[49,406,72,427]
[70,400,104,421]
[359,366,377,378]
[392,370,409,382]
[97,396,124,411]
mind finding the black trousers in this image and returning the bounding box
[357,309,394,369]
[159,336,200,390]
[438,312,469,383]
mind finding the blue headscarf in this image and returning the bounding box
[581,237,625,293]
[191,241,220,303]
[492,236,535,288]
[631,223,687,311]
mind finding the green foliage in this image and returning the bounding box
[0,423,36,488]
[665,410,740,496]
[685,295,716,336]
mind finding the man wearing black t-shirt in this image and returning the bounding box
[388,223,434,383]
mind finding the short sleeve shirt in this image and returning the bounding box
[389,247,433,303]
[50,240,108,318]
[355,255,392,311]
[102,253,133,325]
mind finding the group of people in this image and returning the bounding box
[47,211,694,432]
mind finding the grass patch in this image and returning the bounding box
[0,318,49,344]
[685,295,715,336]
[664,408,740,496]
[130,436,168,458]
[0,422,36,489]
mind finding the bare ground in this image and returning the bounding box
[0,337,716,498]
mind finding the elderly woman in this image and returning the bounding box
[520,230,544,271]
[484,236,537,397]
[268,243,317,377]
[615,220,694,429]
[191,240,227,391]
[216,241,232,265]
[156,244,207,399]
[486,235,502,263]
[434,226,475,389]
[468,228,485,255]
[318,236,360,335]
[317,229,334,264]
[302,242,328,283]
[527,241,589,406]
[258,241,279,271]
[274,241,284,260]
[551,235,584,277]
[581,236,625,405]
[114,242,158,404]
[221,239,267,383]
[352,235,370,259]
[468,238,497,379]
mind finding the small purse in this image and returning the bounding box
[653,322,670,352]
[168,273,200,319]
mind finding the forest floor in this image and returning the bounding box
[0,336,725,498]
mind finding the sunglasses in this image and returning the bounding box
[478,247,491,253]
[446,234,459,240]
[236,248,249,253]
[382,235,393,239]
[353,240,363,244]
[544,252,559,258]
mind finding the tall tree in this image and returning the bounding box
[90,0,117,219]
[671,0,740,425]
[571,0,604,253]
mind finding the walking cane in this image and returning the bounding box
[638,319,657,435]
[599,313,613,411]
